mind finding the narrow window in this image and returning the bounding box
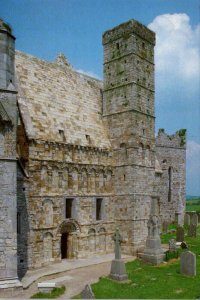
[96,198,102,220]
[142,42,145,49]
[66,198,73,218]
[116,42,119,49]
[85,134,91,144]
[168,167,172,202]
[17,212,21,234]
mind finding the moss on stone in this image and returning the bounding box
[178,129,186,146]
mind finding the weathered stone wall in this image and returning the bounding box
[156,129,186,224]
[17,139,115,269]
[103,20,156,253]
[0,20,19,284]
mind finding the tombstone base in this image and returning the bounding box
[142,237,165,265]
[141,252,165,265]
[0,278,22,289]
[109,259,128,281]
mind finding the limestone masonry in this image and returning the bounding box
[0,19,186,285]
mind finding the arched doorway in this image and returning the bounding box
[59,220,80,259]
[61,232,68,259]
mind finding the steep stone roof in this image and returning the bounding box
[15,51,111,149]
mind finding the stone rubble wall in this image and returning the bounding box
[156,129,186,223]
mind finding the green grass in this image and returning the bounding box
[186,198,200,212]
[91,226,200,299]
[30,286,66,299]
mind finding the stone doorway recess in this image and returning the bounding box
[59,220,80,260]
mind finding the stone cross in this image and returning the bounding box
[113,228,122,260]
[180,251,196,277]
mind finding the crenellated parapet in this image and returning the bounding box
[156,128,186,149]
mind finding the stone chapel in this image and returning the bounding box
[0,18,186,287]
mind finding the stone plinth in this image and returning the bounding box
[142,238,164,265]
[0,278,22,289]
[110,259,128,281]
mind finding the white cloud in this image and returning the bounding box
[76,69,102,80]
[187,140,200,168]
[186,140,200,195]
[148,13,200,80]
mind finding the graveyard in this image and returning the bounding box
[78,222,200,299]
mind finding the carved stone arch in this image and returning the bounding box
[42,198,53,227]
[43,232,53,263]
[71,167,78,192]
[98,227,106,252]
[52,165,59,188]
[88,228,96,235]
[88,168,96,193]
[145,145,151,166]
[99,169,105,192]
[104,169,112,193]
[88,228,96,252]
[63,166,69,190]
[58,219,81,235]
[138,142,144,162]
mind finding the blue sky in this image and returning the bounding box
[1,0,200,195]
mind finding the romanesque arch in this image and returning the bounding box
[58,219,80,259]
[88,228,96,253]
[43,199,53,227]
[98,227,106,252]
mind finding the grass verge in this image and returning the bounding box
[91,226,200,299]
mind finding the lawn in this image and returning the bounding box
[186,198,200,213]
[91,226,200,299]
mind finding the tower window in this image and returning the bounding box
[116,42,120,49]
[66,198,73,218]
[142,42,145,49]
[17,212,21,234]
[96,198,103,220]
[168,167,172,202]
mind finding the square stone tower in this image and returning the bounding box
[102,20,156,253]
[0,20,21,288]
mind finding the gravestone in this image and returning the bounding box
[176,226,184,242]
[188,224,197,237]
[81,284,94,299]
[180,251,196,277]
[169,239,177,252]
[109,228,128,281]
[142,197,164,265]
[197,213,200,223]
[184,214,190,226]
[162,221,168,233]
[191,214,198,226]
